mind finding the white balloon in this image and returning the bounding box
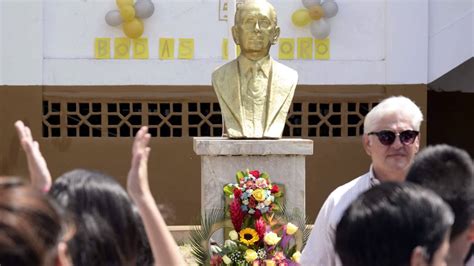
[135,0,155,19]
[322,1,338,18]
[105,10,123,26]
[302,0,321,9]
[310,19,330,39]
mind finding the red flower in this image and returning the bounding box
[271,184,279,194]
[255,217,265,239]
[230,198,244,231]
[249,197,257,209]
[254,209,262,219]
[210,255,223,266]
[233,188,242,198]
[249,170,260,178]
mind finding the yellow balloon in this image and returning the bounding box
[309,5,325,21]
[291,9,311,27]
[116,0,133,8]
[123,18,144,39]
[120,5,136,22]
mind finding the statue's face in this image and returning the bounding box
[232,2,280,59]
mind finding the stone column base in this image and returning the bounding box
[193,137,313,215]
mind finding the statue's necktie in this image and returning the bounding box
[243,65,266,137]
[247,66,264,102]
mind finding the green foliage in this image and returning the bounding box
[224,184,234,196]
[236,171,245,183]
[188,209,225,265]
[188,206,311,265]
[275,206,311,248]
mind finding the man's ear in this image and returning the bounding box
[414,133,420,153]
[363,135,372,156]
[410,246,428,266]
[232,26,239,45]
[271,26,280,44]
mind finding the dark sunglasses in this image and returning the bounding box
[368,130,419,146]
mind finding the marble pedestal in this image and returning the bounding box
[193,137,313,216]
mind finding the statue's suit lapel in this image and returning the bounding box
[215,61,243,132]
[265,60,293,132]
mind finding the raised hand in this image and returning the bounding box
[14,120,52,192]
[127,126,186,265]
[127,126,152,202]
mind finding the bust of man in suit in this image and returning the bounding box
[212,0,298,138]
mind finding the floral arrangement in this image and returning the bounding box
[193,169,303,266]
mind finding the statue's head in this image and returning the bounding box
[232,0,280,60]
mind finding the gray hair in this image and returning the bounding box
[363,96,423,134]
[234,0,277,25]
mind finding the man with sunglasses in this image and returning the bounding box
[301,96,423,265]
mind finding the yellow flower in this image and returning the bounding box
[263,232,281,246]
[222,255,232,265]
[229,230,239,241]
[244,249,258,263]
[239,228,260,246]
[286,222,298,235]
[292,251,302,263]
[252,189,266,202]
[264,260,276,266]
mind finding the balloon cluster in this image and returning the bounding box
[291,0,338,39]
[105,0,155,39]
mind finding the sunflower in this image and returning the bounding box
[239,228,260,246]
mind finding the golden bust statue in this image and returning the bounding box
[212,0,298,138]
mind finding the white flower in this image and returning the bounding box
[264,198,272,206]
[292,251,302,262]
[255,178,267,187]
[229,230,239,241]
[224,240,236,248]
[286,223,298,235]
[256,203,266,210]
[248,209,255,214]
[264,195,274,206]
[222,255,232,264]
[263,232,281,246]
[242,199,249,205]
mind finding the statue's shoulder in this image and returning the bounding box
[212,60,238,79]
[272,59,298,82]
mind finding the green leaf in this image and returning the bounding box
[243,216,253,228]
[187,209,226,265]
[287,244,297,256]
[272,204,281,212]
[261,172,270,180]
[224,185,235,196]
[236,171,245,183]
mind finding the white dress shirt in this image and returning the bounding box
[300,166,378,266]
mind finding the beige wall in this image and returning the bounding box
[0,84,427,224]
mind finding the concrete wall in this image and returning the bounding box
[2,0,432,85]
[428,0,473,85]
[0,84,427,225]
[0,0,43,85]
